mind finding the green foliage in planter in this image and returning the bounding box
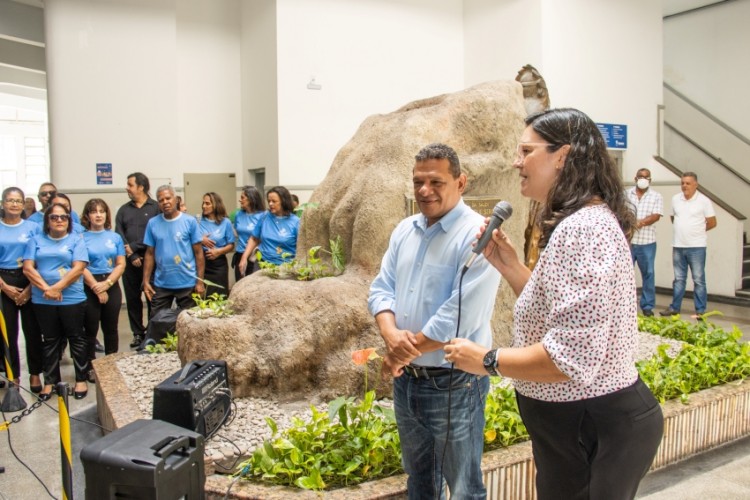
[636,313,750,403]
[483,381,529,451]
[190,292,234,318]
[144,331,178,354]
[258,236,345,281]
[236,390,401,490]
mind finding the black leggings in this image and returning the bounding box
[84,274,122,359]
[516,378,663,500]
[34,302,89,384]
[0,269,43,378]
[231,252,259,282]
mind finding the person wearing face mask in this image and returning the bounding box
[625,168,663,317]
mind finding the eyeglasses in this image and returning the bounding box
[49,214,70,222]
[516,142,552,160]
[4,199,23,205]
[39,190,56,197]
[636,175,651,180]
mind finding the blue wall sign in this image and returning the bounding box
[96,163,113,185]
[596,123,627,149]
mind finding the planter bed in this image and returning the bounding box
[93,354,749,500]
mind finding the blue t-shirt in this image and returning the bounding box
[0,219,39,269]
[83,230,126,274]
[144,213,203,289]
[234,210,265,253]
[251,213,300,265]
[24,232,89,305]
[199,217,235,252]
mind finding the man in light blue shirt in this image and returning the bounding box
[142,185,205,315]
[368,143,501,499]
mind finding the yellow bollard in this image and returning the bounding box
[57,382,73,500]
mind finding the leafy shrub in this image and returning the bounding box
[190,292,234,318]
[144,331,179,354]
[258,236,345,281]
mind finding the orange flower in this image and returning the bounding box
[351,348,378,366]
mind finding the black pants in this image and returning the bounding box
[516,378,663,500]
[150,286,194,318]
[122,258,151,337]
[204,254,229,297]
[34,302,89,384]
[231,252,259,282]
[0,269,43,378]
[84,274,122,360]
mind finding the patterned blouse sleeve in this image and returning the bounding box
[538,219,621,385]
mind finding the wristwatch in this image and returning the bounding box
[483,349,499,376]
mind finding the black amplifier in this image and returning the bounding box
[153,360,231,438]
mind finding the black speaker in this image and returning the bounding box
[152,360,231,437]
[80,419,205,499]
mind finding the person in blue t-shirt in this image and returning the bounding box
[51,194,85,234]
[233,185,266,280]
[240,186,300,271]
[81,199,126,376]
[142,185,205,315]
[28,182,81,226]
[23,203,90,401]
[0,187,43,392]
[199,192,235,297]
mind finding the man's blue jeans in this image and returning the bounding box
[393,369,489,500]
[631,242,657,312]
[670,247,707,314]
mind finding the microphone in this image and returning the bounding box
[464,201,513,269]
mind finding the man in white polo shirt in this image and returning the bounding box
[661,172,717,318]
[626,168,663,316]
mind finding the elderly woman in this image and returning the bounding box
[23,203,90,400]
[81,199,126,377]
[199,192,235,296]
[233,185,266,279]
[444,108,663,499]
[0,187,43,392]
[239,186,299,274]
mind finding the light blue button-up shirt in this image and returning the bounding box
[368,199,501,368]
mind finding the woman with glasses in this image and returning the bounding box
[444,108,663,499]
[81,199,126,379]
[233,186,266,279]
[239,186,300,275]
[23,203,90,400]
[50,193,85,234]
[199,192,235,296]
[0,187,43,392]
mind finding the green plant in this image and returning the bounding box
[636,313,750,403]
[258,236,345,281]
[190,292,234,318]
[483,382,529,451]
[144,331,179,354]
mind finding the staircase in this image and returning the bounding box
[661,83,750,299]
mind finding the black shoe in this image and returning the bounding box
[660,308,680,317]
[129,334,145,348]
[95,341,105,353]
[38,386,55,401]
[0,379,5,389]
[642,310,654,317]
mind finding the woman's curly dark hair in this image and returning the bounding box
[526,108,635,248]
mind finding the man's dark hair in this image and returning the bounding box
[682,171,698,182]
[414,143,461,178]
[128,172,151,195]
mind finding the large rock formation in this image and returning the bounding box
[178,80,528,401]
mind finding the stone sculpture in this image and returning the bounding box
[177,80,528,401]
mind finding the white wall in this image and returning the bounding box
[664,0,750,138]
[274,0,464,187]
[44,0,242,199]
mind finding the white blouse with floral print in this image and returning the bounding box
[512,204,639,402]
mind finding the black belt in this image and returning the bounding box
[403,365,456,379]
[0,268,24,276]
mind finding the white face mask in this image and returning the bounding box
[636,178,650,190]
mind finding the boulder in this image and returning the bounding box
[178,80,528,400]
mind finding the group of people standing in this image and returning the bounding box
[0,174,300,401]
[626,168,716,318]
